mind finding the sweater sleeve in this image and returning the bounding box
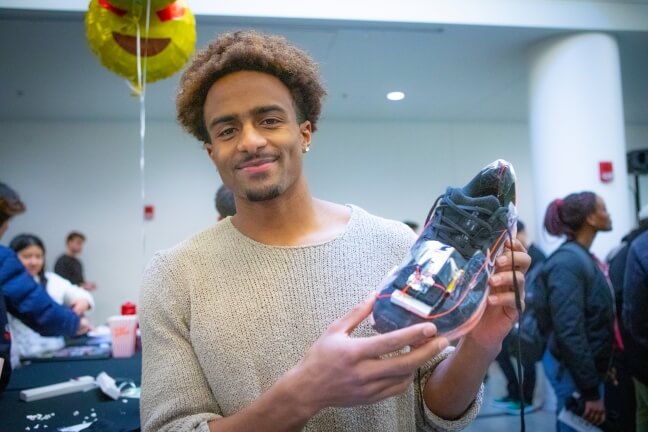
[140,252,221,432]
[546,259,601,399]
[0,247,79,336]
[415,346,483,432]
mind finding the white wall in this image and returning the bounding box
[2,119,647,323]
[1,120,218,324]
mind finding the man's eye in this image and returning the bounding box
[218,128,236,137]
[261,118,280,126]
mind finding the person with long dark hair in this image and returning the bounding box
[541,191,615,431]
[9,234,93,362]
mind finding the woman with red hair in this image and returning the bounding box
[541,191,615,431]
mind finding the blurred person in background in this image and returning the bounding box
[603,204,648,432]
[215,184,236,220]
[623,226,648,432]
[54,231,97,291]
[493,220,546,414]
[542,191,615,431]
[0,183,89,390]
[9,233,94,363]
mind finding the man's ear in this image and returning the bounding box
[300,120,312,146]
[203,142,214,157]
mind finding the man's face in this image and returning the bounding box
[202,70,312,203]
[67,237,84,255]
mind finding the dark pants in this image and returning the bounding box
[604,349,636,432]
[495,332,536,404]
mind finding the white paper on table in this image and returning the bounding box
[57,420,95,431]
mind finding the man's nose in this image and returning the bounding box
[237,124,267,153]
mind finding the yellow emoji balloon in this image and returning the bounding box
[86,0,196,89]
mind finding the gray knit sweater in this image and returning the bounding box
[140,205,482,431]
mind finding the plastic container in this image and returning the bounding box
[107,315,138,358]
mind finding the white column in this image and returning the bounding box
[529,33,631,258]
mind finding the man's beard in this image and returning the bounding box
[245,185,282,202]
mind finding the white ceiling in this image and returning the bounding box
[1,10,647,124]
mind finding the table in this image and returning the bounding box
[0,353,141,431]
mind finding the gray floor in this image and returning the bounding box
[464,361,557,432]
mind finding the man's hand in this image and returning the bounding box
[70,299,91,316]
[293,293,449,414]
[208,294,449,432]
[467,239,530,350]
[420,239,530,420]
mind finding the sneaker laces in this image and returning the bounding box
[423,191,505,258]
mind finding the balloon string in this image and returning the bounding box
[137,0,151,270]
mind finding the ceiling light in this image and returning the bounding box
[386,91,405,101]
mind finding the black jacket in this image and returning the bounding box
[545,241,615,400]
[623,231,648,385]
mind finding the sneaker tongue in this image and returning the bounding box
[448,188,501,212]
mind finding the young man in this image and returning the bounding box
[54,231,96,291]
[140,31,530,432]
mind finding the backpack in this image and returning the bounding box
[510,242,595,363]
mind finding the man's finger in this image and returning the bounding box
[489,270,526,291]
[375,337,449,377]
[328,292,376,334]
[495,250,531,273]
[358,324,440,359]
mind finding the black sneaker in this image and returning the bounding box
[372,159,518,340]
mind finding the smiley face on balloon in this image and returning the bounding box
[86,0,196,86]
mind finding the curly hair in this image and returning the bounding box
[177,30,326,143]
[544,191,597,240]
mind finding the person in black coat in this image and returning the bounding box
[603,204,648,432]
[623,229,648,431]
[541,191,615,432]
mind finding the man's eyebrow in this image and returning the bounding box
[207,114,237,130]
[253,105,288,116]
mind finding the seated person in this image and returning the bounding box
[0,182,89,391]
[9,234,94,362]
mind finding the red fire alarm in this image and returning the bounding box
[144,204,154,220]
[599,161,613,183]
